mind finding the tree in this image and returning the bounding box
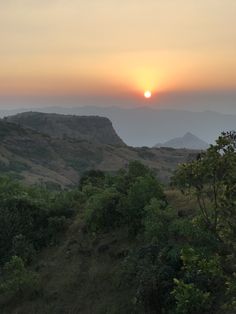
[85,187,121,232]
[172,279,211,314]
[173,132,236,240]
[119,174,166,235]
[80,169,105,190]
[172,132,236,313]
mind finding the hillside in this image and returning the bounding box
[154,132,209,150]
[1,133,235,314]
[0,115,197,187]
[6,112,125,146]
[1,193,195,314]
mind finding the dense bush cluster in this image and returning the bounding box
[82,161,166,235]
[0,179,83,265]
[0,179,83,306]
[0,256,39,303]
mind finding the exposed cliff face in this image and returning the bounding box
[6,112,125,146]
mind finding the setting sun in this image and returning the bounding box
[144,91,152,98]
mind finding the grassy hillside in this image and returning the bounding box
[6,112,125,146]
[0,117,197,187]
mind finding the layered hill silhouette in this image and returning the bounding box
[64,107,236,147]
[1,106,235,147]
[0,112,196,187]
[154,132,209,150]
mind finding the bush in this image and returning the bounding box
[122,244,181,313]
[173,279,211,314]
[0,177,79,264]
[144,199,177,244]
[0,194,48,263]
[119,175,166,235]
[80,169,105,189]
[11,234,35,264]
[85,188,121,232]
[0,256,39,304]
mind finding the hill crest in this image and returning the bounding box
[0,116,197,187]
[6,111,125,146]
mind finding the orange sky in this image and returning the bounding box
[0,0,236,99]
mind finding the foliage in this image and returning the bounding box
[83,161,166,234]
[173,131,236,238]
[85,187,121,232]
[80,169,106,189]
[121,134,236,313]
[0,256,39,304]
[222,273,236,312]
[122,175,166,234]
[11,234,35,264]
[172,279,211,314]
[0,177,81,264]
[122,243,181,313]
[143,198,178,244]
[170,132,236,313]
[0,141,236,314]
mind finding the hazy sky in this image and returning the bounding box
[1,0,236,111]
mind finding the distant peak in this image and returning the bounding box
[154,132,209,150]
[183,132,196,138]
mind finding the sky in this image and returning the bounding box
[0,0,236,112]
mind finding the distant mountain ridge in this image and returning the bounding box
[6,111,125,146]
[154,132,209,150]
[1,106,235,147]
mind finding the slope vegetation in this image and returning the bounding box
[0,114,197,187]
[6,111,125,146]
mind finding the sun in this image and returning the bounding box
[144,90,152,98]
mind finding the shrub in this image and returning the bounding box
[144,199,177,244]
[119,175,166,235]
[122,245,181,313]
[11,234,35,264]
[0,256,39,304]
[172,279,211,314]
[85,188,121,232]
[0,177,77,264]
[80,169,105,189]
